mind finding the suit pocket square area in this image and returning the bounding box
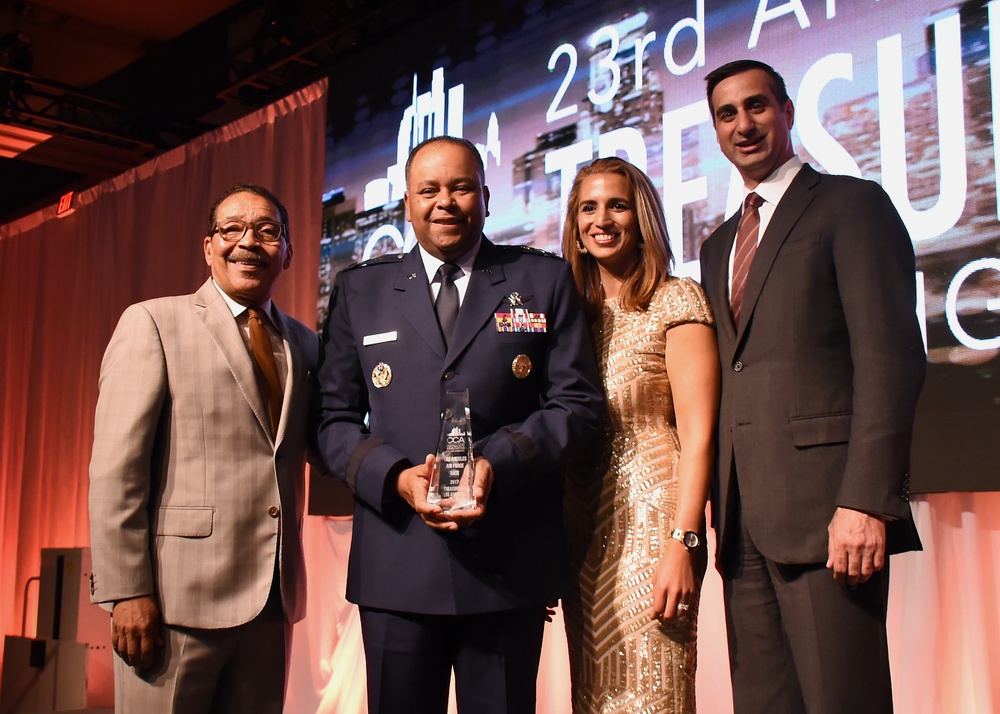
[363,330,398,346]
[154,506,215,537]
[789,413,852,447]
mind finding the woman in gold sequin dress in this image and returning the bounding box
[561,157,719,713]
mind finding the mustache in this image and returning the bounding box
[225,249,270,267]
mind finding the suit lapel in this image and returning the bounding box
[735,165,820,342]
[393,249,448,359]
[193,279,272,441]
[709,213,741,345]
[272,307,302,446]
[447,239,508,362]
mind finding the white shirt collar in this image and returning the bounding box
[745,155,803,209]
[417,235,482,284]
[211,278,273,319]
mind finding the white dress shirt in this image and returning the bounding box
[727,156,804,295]
[417,236,482,307]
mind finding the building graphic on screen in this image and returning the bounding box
[316,0,999,490]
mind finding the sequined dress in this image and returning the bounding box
[564,277,714,714]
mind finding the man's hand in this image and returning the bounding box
[826,507,886,586]
[397,455,494,530]
[111,595,163,669]
[443,457,494,529]
[396,454,454,530]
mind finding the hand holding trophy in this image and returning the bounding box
[427,389,477,513]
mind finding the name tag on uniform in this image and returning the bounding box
[363,331,397,346]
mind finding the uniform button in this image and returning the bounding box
[443,407,453,419]
[443,370,454,380]
[732,361,744,372]
[268,506,280,518]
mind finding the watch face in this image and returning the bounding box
[671,528,699,549]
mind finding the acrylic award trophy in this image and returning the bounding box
[427,389,476,512]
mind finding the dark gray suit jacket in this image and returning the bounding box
[700,164,925,570]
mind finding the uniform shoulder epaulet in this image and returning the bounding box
[341,253,407,272]
[497,244,563,260]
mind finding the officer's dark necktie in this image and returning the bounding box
[434,263,461,345]
[247,307,283,437]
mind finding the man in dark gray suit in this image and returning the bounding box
[314,136,603,714]
[699,59,926,713]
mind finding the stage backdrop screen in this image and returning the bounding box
[319,0,1000,493]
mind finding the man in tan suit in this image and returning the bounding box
[89,184,319,713]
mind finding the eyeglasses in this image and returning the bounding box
[213,220,286,244]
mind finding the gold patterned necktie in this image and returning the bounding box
[434,263,461,345]
[247,307,283,437]
[730,191,764,326]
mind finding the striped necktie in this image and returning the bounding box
[730,191,764,326]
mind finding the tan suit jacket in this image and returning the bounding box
[89,278,318,627]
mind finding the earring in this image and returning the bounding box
[575,239,588,255]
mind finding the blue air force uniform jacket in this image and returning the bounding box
[314,237,604,615]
